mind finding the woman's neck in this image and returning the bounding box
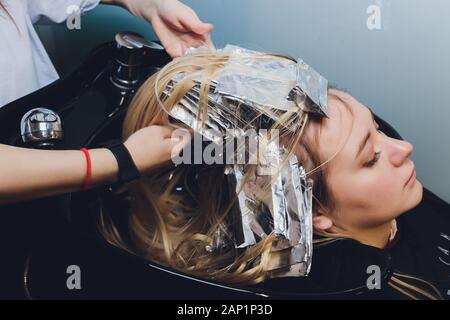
[351,219,396,249]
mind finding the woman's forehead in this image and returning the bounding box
[317,91,367,162]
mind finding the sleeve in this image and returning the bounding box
[25,0,101,24]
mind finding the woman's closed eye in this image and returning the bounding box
[364,122,383,167]
[365,151,381,167]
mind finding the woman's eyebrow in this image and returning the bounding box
[355,108,376,160]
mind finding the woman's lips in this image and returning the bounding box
[405,167,416,187]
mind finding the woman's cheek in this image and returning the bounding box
[332,170,395,207]
[350,172,396,210]
[368,174,394,200]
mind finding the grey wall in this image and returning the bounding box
[37,0,450,203]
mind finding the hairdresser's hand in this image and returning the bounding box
[109,0,213,58]
[124,125,191,174]
[0,126,189,205]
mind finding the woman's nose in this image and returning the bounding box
[387,137,414,166]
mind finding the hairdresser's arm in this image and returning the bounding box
[0,144,117,205]
[101,0,213,58]
[0,125,187,206]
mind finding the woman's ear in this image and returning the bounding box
[313,210,333,231]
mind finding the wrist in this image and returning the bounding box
[89,148,119,186]
[105,140,141,188]
[123,140,140,172]
[119,0,160,20]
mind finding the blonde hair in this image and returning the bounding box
[97,49,343,285]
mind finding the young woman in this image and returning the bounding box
[97,48,450,299]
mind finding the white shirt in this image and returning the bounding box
[0,0,100,107]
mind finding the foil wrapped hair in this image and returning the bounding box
[162,45,329,278]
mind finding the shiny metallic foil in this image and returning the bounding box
[162,45,328,277]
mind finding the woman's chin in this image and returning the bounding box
[406,179,424,209]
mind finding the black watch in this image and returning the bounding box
[102,139,141,188]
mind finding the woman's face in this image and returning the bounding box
[309,89,423,233]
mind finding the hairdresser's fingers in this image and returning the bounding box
[151,16,185,58]
[166,128,191,149]
[180,43,187,56]
[154,124,177,138]
[202,34,214,50]
[159,126,193,142]
[156,0,212,35]
[156,24,208,58]
[151,15,211,57]
[176,8,213,36]
[167,139,190,163]
[182,32,210,52]
[170,31,206,56]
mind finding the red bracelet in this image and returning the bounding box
[80,148,92,191]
